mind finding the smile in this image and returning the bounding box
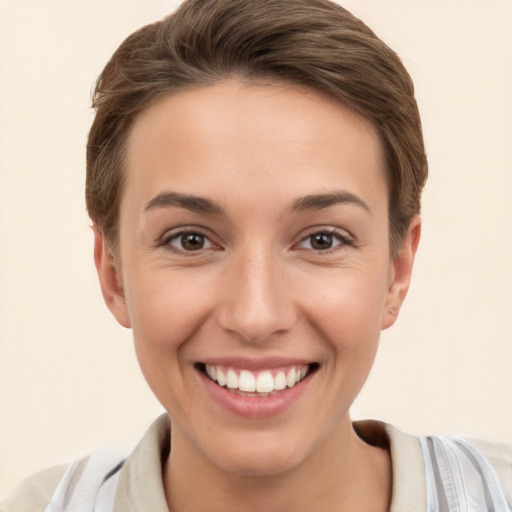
[198,363,318,396]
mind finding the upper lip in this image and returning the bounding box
[196,357,316,371]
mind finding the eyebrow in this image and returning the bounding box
[144,192,226,216]
[144,190,370,217]
[289,191,370,214]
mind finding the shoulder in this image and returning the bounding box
[469,437,512,506]
[0,464,69,512]
[354,420,512,512]
[1,449,126,512]
[0,415,169,512]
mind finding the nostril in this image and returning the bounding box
[215,273,297,343]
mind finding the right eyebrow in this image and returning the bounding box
[144,192,226,216]
[288,191,371,215]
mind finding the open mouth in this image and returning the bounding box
[196,362,319,396]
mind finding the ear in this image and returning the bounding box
[93,227,131,328]
[381,216,421,330]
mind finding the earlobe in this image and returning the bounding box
[93,227,131,328]
[381,216,421,330]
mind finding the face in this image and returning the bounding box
[95,80,419,477]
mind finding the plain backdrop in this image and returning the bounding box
[1,0,511,498]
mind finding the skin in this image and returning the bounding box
[94,80,420,512]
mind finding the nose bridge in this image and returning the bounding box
[217,242,296,342]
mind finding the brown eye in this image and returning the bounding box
[297,230,351,251]
[181,233,205,250]
[168,232,213,251]
[310,233,334,250]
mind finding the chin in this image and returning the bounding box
[215,447,302,478]
[200,427,314,478]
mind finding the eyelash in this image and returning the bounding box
[158,227,353,255]
[296,228,354,253]
[158,228,218,254]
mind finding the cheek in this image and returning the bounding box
[126,267,212,334]
[297,265,389,354]
[307,272,387,406]
[122,271,219,419]
[123,270,215,380]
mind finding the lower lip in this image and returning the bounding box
[198,370,312,419]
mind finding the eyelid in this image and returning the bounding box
[157,226,221,253]
[294,226,354,252]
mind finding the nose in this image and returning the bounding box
[216,248,297,343]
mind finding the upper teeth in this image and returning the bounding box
[205,365,309,393]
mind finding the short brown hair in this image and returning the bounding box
[86,0,427,254]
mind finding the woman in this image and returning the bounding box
[2,0,510,511]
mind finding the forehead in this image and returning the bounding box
[122,80,388,215]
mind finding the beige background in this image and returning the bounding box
[1,0,511,498]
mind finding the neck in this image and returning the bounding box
[163,419,392,512]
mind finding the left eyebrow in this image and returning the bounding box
[289,191,370,214]
[144,191,226,216]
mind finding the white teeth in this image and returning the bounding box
[286,368,296,388]
[226,369,238,389]
[274,371,287,391]
[204,364,311,394]
[216,367,226,386]
[239,370,256,392]
[256,372,274,393]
